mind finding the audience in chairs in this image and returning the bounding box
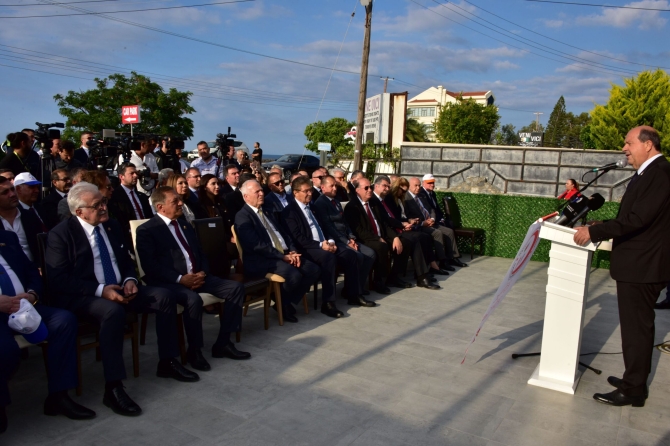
[109,163,154,249]
[136,187,250,366]
[0,174,45,263]
[46,182,197,418]
[166,173,207,224]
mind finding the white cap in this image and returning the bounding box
[8,299,48,344]
[14,172,41,187]
[422,174,435,183]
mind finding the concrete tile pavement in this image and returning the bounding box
[4,256,670,445]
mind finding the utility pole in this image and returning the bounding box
[353,0,373,172]
[533,112,543,132]
[381,76,394,93]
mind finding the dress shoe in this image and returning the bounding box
[450,258,468,267]
[439,261,456,271]
[655,299,670,309]
[593,389,645,407]
[212,342,252,360]
[347,296,377,307]
[387,278,415,289]
[428,276,438,283]
[607,376,649,398]
[417,277,440,290]
[0,406,6,434]
[272,303,298,322]
[157,358,200,382]
[103,385,142,417]
[187,349,211,371]
[44,392,96,420]
[429,267,450,276]
[321,302,344,318]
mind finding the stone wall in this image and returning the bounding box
[399,142,635,201]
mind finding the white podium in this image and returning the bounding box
[527,222,611,394]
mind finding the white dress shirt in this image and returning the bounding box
[358,197,381,237]
[638,154,663,175]
[121,184,144,220]
[273,192,289,208]
[79,146,90,157]
[247,204,288,250]
[298,201,322,242]
[191,156,222,178]
[156,213,193,282]
[0,211,33,261]
[0,253,25,295]
[119,151,159,195]
[76,217,123,297]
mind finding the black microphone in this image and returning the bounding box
[556,194,605,227]
[555,195,588,226]
[590,158,628,172]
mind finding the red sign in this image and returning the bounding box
[121,105,141,124]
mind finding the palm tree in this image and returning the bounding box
[405,116,430,142]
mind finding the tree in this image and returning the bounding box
[563,112,591,148]
[434,95,500,144]
[580,125,597,149]
[304,117,355,163]
[590,69,670,155]
[519,121,544,133]
[544,96,569,147]
[54,72,195,142]
[405,116,430,142]
[491,123,520,146]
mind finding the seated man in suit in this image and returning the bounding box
[0,210,96,435]
[225,172,255,224]
[46,182,198,418]
[347,170,365,200]
[263,172,292,223]
[38,168,71,230]
[0,175,45,263]
[14,173,47,234]
[310,168,327,202]
[329,167,351,203]
[415,175,467,267]
[185,167,202,201]
[219,164,240,196]
[283,176,371,316]
[137,187,250,367]
[235,180,320,323]
[313,175,375,299]
[109,163,154,249]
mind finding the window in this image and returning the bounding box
[408,107,435,118]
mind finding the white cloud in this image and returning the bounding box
[542,19,564,28]
[575,0,668,29]
[376,1,477,34]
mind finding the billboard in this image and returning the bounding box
[518,132,543,147]
[364,93,390,144]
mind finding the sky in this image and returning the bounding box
[0,0,668,155]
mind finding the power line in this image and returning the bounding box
[0,0,121,6]
[0,0,253,18]
[524,0,670,11]
[461,0,670,71]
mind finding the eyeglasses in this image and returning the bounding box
[359,186,372,191]
[312,175,324,180]
[271,180,283,186]
[79,197,108,211]
[296,188,312,194]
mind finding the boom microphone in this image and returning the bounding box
[590,158,628,172]
[555,193,605,227]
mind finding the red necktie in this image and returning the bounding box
[29,207,48,233]
[129,190,145,219]
[364,202,380,237]
[381,201,402,234]
[331,199,342,214]
[170,220,198,273]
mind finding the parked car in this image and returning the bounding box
[262,154,321,180]
[187,140,249,161]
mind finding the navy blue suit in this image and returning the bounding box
[235,204,319,307]
[0,231,78,407]
[46,217,179,382]
[262,191,293,225]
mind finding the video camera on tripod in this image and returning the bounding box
[34,122,64,196]
[215,127,236,159]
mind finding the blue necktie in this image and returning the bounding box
[307,206,325,242]
[94,226,117,286]
[0,262,17,296]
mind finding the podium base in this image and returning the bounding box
[527,364,583,395]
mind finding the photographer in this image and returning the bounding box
[0,132,41,180]
[155,138,183,172]
[55,141,84,172]
[118,140,159,196]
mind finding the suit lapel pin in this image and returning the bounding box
[183,225,187,230]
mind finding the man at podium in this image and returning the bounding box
[574,126,670,408]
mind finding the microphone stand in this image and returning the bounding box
[556,168,611,212]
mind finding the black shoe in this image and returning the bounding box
[429,268,450,276]
[450,258,468,267]
[347,296,377,307]
[655,299,670,309]
[387,278,415,289]
[212,342,252,360]
[373,283,391,295]
[593,389,645,407]
[417,277,440,290]
[0,406,6,434]
[321,302,344,318]
[103,385,142,417]
[157,358,200,382]
[439,261,456,271]
[272,304,298,323]
[187,349,211,371]
[428,276,438,283]
[607,376,649,398]
[44,393,96,420]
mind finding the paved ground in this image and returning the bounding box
[5,256,670,445]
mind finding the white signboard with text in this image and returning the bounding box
[364,93,390,145]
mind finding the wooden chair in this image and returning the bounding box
[231,226,309,326]
[36,233,139,395]
[442,195,484,260]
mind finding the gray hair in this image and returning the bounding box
[158,168,174,184]
[67,181,99,214]
[329,167,345,176]
[270,165,284,175]
[239,179,260,196]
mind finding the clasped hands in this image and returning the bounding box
[282,251,302,267]
[179,271,207,290]
[321,241,337,253]
[101,280,139,304]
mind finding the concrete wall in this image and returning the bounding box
[399,142,635,201]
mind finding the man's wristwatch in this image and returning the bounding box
[27,290,39,305]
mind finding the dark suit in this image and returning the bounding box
[73,147,89,166]
[311,187,321,203]
[417,187,451,227]
[334,184,350,203]
[109,185,154,249]
[219,182,235,196]
[136,215,244,349]
[225,189,245,223]
[403,193,456,261]
[282,200,359,301]
[37,188,65,230]
[412,190,459,258]
[54,158,84,172]
[0,150,41,179]
[0,231,78,407]
[46,217,179,382]
[235,204,319,307]
[2,206,47,264]
[589,155,670,397]
[313,194,375,294]
[262,191,293,225]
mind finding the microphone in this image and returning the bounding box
[590,158,628,172]
[555,193,605,227]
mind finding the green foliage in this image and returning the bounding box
[544,96,568,147]
[519,121,544,133]
[436,192,619,269]
[491,123,520,145]
[563,112,591,148]
[405,116,430,142]
[580,124,597,149]
[590,69,670,155]
[304,117,355,164]
[53,72,195,142]
[434,95,500,144]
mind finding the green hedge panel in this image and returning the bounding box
[436,192,620,269]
